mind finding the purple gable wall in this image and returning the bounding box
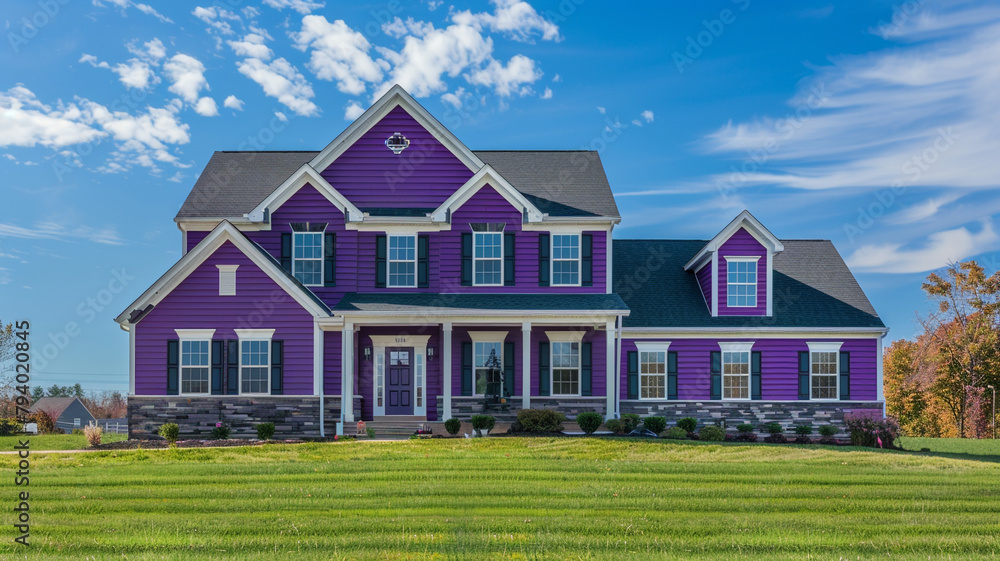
[320,105,474,210]
[620,337,878,401]
[134,240,316,395]
[695,264,711,312]
[717,228,767,316]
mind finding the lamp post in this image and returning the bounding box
[988,385,996,440]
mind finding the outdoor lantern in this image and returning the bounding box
[427,346,435,360]
[363,346,372,361]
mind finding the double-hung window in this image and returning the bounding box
[726,257,758,307]
[639,350,666,399]
[551,234,580,286]
[473,231,503,286]
[293,232,323,286]
[388,235,416,287]
[474,340,503,396]
[240,340,270,394]
[720,342,753,400]
[551,342,580,395]
[180,339,210,395]
[808,342,841,400]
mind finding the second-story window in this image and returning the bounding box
[552,234,580,286]
[388,235,416,287]
[293,232,323,286]
[726,257,758,307]
[474,232,503,286]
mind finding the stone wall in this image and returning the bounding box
[621,400,884,436]
[438,396,607,423]
[128,396,344,438]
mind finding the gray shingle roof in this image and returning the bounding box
[176,150,619,219]
[613,239,884,329]
[28,397,85,419]
[333,292,628,313]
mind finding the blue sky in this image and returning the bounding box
[2,0,997,392]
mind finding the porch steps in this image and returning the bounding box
[359,418,435,439]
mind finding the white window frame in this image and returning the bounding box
[551,233,581,287]
[546,331,584,396]
[217,265,239,296]
[469,331,507,396]
[236,329,275,396]
[175,329,215,397]
[635,341,670,401]
[473,231,504,287]
[807,342,842,401]
[387,234,417,288]
[725,256,760,308]
[719,342,753,401]
[293,231,324,287]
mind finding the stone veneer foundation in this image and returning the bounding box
[441,396,607,423]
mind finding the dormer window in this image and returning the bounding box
[725,257,759,308]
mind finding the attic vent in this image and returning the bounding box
[385,132,409,154]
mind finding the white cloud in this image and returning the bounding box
[454,0,561,42]
[236,57,318,116]
[0,221,124,245]
[597,106,606,114]
[441,87,467,108]
[466,54,541,97]
[79,54,109,69]
[93,0,173,23]
[228,33,273,60]
[540,87,552,99]
[81,39,166,90]
[195,97,219,116]
[262,0,324,14]
[2,154,14,161]
[192,6,240,35]
[845,221,1000,273]
[0,86,104,148]
[113,59,158,89]
[223,95,244,110]
[343,101,364,120]
[552,73,562,82]
[292,16,385,95]
[641,110,654,123]
[167,171,184,183]
[164,54,210,104]
[886,193,964,225]
[274,111,288,122]
[428,0,443,10]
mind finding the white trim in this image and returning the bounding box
[237,338,271,396]
[521,220,616,231]
[469,334,506,397]
[806,341,844,353]
[342,325,354,423]
[634,341,672,353]
[606,230,613,295]
[468,331,508,342]
[177,217,273,231]
[369,334,431,417]
[174,329,216,339]
[806,341,843,401]
[314,320,324,437]
[346,221,450,232]
[549,339,582,397]
[292,230,325,287]
[336,311,627,321]
[521,321,531,410]
[442,322,453,419]
[177,336,213,397]
[128,325,136,395]
[683,210,784,271]
[710,253,718,316]
[551,232,583,287]
[605,320,615,414]
[115,221,329,325]
[429,165,543,223]
[309,85,485,176]
[877,333,886,415]
[624,328,886,338]
[766,250,774,317]
[246,164,363,223]
[719,342,754,401]
[723,256,760,309]
[636,341,670,401]
[472,231,504,287]
[545,330,586,343]
[182,230,188,255]
[217,264,239,296]
[234,329,276,340]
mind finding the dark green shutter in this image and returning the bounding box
[667,351,678,400]
[211,340,224,395]
[539,341,550,396]
[581,341,593,397]
[626,350,638,400]
[280,233,292,273]
[461,342,473,396]
[710,351,721,400]
[461,232,473,286]
[324,232,336,287]
[226,340,239,394]
[418,235,430,288]
[166,340,179,395]
[798,351,810,400]
[582,233,593,287]
[538,233,550,287]
[270,340,283,395]
[503,342,516,397]
[375,235,387,288]
[839,351,851,400]
[751,351,762,400]
[503,232,515,286]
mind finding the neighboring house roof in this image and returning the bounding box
[614,239,885,329]
[333,292,629,315]
[28,397,92,419]
[175,150,618,220]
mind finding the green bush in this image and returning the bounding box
[818,425,838,437]
[762,422,783,436]
[211,422,231,440]
[844,414,900,448]
[642,416,667,435]
[736,423,755,434]
[794,425,813,436]
[256,423,276,440]
[366,426,376,439]
[677,417,697,433]
[576,412,603,435]
[604,419,624,434]
[514,409,566,433]
[620,413,641,433]
[663,426,688,440]
[444,418,462,435]
[0,418,22,436]
[72,428,85,435]
[698,425,726,441]
[158,423,180,443]
[470,414,495,436]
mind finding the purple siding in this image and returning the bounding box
[134,240,316,395]
[186,230,209,253]
[695,264,711,312]
[320,105,475,209]
[717,228,767,316]
[323,330,341,396]
[620,337,879,401]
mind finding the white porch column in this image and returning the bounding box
[342,323,354,423]
[522,321,531,410]
[442,321,453,420]
[605,320,616,418]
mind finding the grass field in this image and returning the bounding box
[898,436,1000,457]
[1,438,999,560]
[0,433,127,451]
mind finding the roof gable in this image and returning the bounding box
[684,210,784,271]
[430,165,543,222]
[246,163,363,222]
[28,397,89,419]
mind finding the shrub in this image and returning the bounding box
[794,425,813,436]
[83,424,102,447]
[576,412,603,435]
[256,422,276,440]
[663,426,688,440]
[72,428,85,435]
[444,418,462,435]
[604,419,624,434]
[844,414,900,448]
[211,422,231,440]
[762,422,783,436]
[620,414,641,433]
[677,417,697,433]
[642,416,667,435]
[514,409,566,433]
[698,425,726,441]
[0,418,22,436]
[735,423,757,442]
[818,425,838,437]
[470,414,495,436]
[736,423,754,434]
[31,410,55,434]
[158,423,179,443]
[366,426,376,439]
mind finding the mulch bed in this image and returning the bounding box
[94,438,304,450]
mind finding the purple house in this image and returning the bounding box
[116,86,886,437]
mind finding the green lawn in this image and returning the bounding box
[0,433,127,451]
[898,436,1000,457]
[2,439,999,560]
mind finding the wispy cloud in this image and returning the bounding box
[845,220,1000,274]
[0,221,124,246]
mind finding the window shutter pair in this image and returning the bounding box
[280,231,336,287]
[667,351,678,400]
[538,341,550,396]
[710,351,721,400]
[751,351,762,400]
[840,351,851,400]
[169,339,283,395]
[798,351,810,400]
[626,350,638,400]
[375,235,429,287]
[503,342,516,397]
[461,342,473,396]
